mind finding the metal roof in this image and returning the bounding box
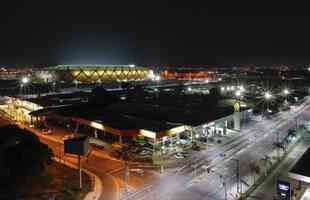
[45,65,147,70]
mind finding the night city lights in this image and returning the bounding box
[1,2,310,200]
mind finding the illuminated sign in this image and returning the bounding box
[276,180,291,200]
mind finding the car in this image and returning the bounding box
[89,137,105,149]
[42,128,52,134]
[179,139,188,145]
[62,134,74,140]
[175,153,185,159]
[139,149,152,156]
[129,168,144,175]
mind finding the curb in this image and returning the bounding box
[53,157,103,200]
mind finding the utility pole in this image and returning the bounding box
[160,146,164,174]
[233,159,240,194]
[224,181,227,200]
[78,155,82,189]
[122,147,129,195]
[276,131,280,160]
[124,160,129,194]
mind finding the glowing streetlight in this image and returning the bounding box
[264,91,272,115]
[283,89,289,104]
[283,89,289,95]
[239,85,245,91]
[154,75,161,81]
[264,92,272,100]
[21,77,29,84]
[187,87,192,92]
[221,87,225,91]
[235,90,241,97]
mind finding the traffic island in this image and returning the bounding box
[14,162,92,200]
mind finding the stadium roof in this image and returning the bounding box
[45,64,146,70]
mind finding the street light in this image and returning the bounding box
[187,87,192,92]
[264,91,272,100]
[154,75,161,81]
[264,91,272,115]
[239,85,245,92]
[283,89,289,104]
[235,90,241,97]
[21,77,29,84]
[283,89,289,95]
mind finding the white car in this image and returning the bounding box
[129,168,144,175]
[42,128,52,134]
[62,134,74,140]
[175,153,184,159]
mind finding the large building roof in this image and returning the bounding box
[46,64,146,70]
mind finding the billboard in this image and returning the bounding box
[276,180,292,200]
[64,136,89,156]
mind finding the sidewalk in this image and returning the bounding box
[248,135,310,200]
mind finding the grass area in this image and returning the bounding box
[17,162,92,200]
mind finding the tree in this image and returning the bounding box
[0,125,53,193]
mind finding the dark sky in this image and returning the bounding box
[1,2,310,65]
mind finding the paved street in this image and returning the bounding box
[249,134,310,199]
[127,97,310,200]
[0,116,158,200]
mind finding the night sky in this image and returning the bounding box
[1,2,310,65]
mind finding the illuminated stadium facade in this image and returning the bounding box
[38,65,152,83]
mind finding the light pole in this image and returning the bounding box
[160,145,164,174]
[232,158,240,194]
[264,91,272,116]
[283,89,289,105]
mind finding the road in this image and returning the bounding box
[0,116,158,200]
[249,134,310,200]
[128,97,310,200]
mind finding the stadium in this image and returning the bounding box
[36,64,152,83]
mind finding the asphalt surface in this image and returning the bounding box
[249,135,310,200]
[127,97,310,200]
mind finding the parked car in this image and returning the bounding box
[42,128,52,134]
[89,137,105,149]
[175,153,185,159]
[62,134,74,140]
